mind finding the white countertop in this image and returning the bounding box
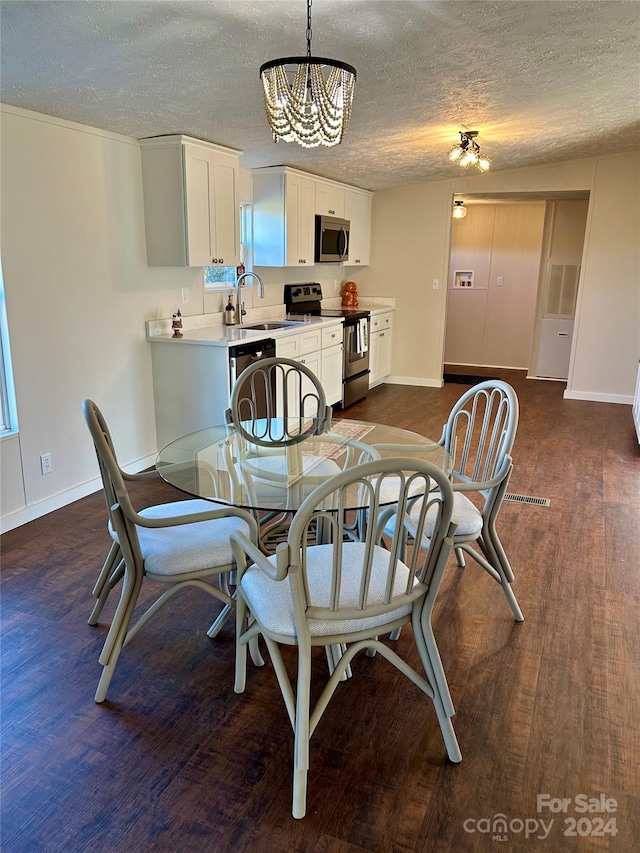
[145,297,395,347]
[147,314,342,347]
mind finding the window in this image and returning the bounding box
[0,260,18,435]
[203,204,252,291]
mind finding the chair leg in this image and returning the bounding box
[454,546,466,567]
[479,525,524,622]
[292,645,312,819]
[95,567,143,703]
[91,541,121,599]
[88,558,124,625]
[89,547,124,625]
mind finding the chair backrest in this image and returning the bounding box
[276,458,457,632]
[226,356,332,447]
[441,380,518,489]
[83,399,130,517]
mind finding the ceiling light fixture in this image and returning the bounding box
[259,0,356,148]
[452,200,467,219]
[449,131,491,172]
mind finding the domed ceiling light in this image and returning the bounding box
[260,0,356,149]
[449,131,491,172]
[452,200,467,219]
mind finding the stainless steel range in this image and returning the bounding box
[284,283,370,407]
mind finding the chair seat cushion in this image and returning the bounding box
[111,499,249,576]
[241,542,424,638]
[383,491,482,540]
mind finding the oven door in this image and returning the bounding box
[343,318,370,379]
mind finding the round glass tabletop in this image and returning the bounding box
[156,418,451,514]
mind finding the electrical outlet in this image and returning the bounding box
[497,276,504,287]
[40,453,52,475]
[432,278,440,290]
[181,287,190,303]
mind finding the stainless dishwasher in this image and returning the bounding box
[228,339,276,419]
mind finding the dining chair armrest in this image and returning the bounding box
[114,489,258,540]
[230,531,288,582]
[451,454,513,493]
[121,468,159,483]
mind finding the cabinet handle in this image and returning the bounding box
[329,209,335,214]
[354,259,361,263]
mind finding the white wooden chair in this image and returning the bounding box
[382,380,523,621]
[83,399,259,703]
[225,357,337,547]
[230,457,461,819]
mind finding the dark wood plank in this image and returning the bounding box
[2,371,639,851]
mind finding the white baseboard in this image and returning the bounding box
[563,390,633,405]
[0,453,157,534]
[385,375,443,388]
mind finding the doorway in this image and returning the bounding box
[444,191,590,380]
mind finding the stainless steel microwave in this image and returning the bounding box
[315,215,350,263]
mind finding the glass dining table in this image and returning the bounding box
[157,417,452,680]
[156,417,451,521]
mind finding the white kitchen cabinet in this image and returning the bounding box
[369,311,393,387]
[252,167,315,266]
[275,322,344,406]
[315,180,345,218]
[344,188,372,266]
[149,342,231,449]
[140,135,240,267]
[321,343,343,406]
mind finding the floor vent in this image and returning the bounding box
[505,493,551,506]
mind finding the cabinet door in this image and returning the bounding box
[344,189,371,266]
[184,144,239,267]
[321,343,343,406]
[296,351,323,417]
[285,173,315,266]
[211,154,239,266]
[316,181,345,218]
[377,329,392,380]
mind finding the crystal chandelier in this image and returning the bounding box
[449,131,491,172]
[259,0,356,149]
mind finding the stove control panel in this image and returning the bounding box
[285,282,323,306]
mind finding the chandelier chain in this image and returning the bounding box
[306,0,313,58]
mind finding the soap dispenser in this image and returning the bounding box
[225,295,236,326]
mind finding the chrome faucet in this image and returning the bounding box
[234,271,265,325]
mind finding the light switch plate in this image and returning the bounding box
[432,278,439,290]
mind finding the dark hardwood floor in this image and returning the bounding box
[2,371,639,851]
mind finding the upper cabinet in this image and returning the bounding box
[252,167,315,267]
[252,166,373,268]
[344,188,372,266]
[315,180,345,218]
[139,135,240,267]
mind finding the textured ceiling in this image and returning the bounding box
[1,1,639,191]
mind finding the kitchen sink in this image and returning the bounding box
[241,321,305,331]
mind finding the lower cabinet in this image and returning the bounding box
[150,342,231,448]
[369,311,393,387]
[275,323,344,407]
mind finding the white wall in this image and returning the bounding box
[0,105,205,531]
[356,152,640,401]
